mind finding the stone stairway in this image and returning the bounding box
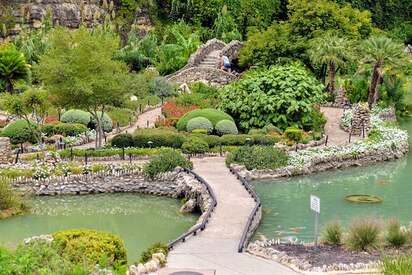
[198,50,221,69]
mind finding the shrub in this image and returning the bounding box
[284,127,304,143]
[149,77,175,99]
[215,120,238,136]
[52,229,127,268]
[264,124,282,135]
[42,122,88,137]
[133,128,186,148]
[139,242,168,264]
[111,133,134,148]
[346,217,382,251]
[386,219,407,248]
[382,255,412,275]
[90,112,113,132]
[0,241,90,274]
[182,137,209,154]
[191,129,208,135]
[161,101,199,119]
[0,180,18,211]
[186,117,214,133]
[143,148,192,178]
[226,146,289,170]
[176,109,234,131]
[322,221,343,246]
[219,64,325,131]
[2,120,37,144]
[61,109,91,126]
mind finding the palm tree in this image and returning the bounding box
[308,33,354,93]
[0,45,30,93]
[360,36,409,108]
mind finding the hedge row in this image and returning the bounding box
[111,130,281,149]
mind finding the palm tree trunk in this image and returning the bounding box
[328,62,336,94]
[368,62,381,109]
[5,79,13,94]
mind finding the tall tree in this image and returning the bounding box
[308,32,354,93]
[0,45,30,93]
[36,27,129,148]
[360,36,409,108]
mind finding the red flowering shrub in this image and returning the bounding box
[162,101,199,119]
[45,115,59,124]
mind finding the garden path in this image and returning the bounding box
[75,107,161,149]
[321,107,359,146]
[165,157,299,275]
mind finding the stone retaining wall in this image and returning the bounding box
[167,67,239,86]
[12,168,212,213]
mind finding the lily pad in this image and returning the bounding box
[345,195,383,204]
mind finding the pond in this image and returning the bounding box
[254,119,412,243]
[0,193,198,260]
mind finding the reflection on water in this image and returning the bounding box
[0,193,198,260]
[255,119,412,243]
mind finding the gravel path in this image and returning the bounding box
[75,107,161,149]
[321,107,359,146]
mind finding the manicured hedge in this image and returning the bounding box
[41,122,88,137]
[176,109,234,131]
[2,120,38,144]
[182,137,209,154]
[111,130,281,149]
[52,229,127,268]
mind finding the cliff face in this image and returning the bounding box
[5,0,105,34]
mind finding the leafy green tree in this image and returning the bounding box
[360,36,409,108]
[288,0,373,39]
[219,63,325,131]
[0,88,49,144]
[36,27,129,148]
[213,5,241,42]
[239,23,306,67]
[0,45,30,93]
[308,32,354,93]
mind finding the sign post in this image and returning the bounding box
[310,195,320,246]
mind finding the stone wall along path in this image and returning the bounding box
[165,157,298,275]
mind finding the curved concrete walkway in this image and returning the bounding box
[165,157,299,275]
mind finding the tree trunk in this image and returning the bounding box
[328,61,336,94]
[368,62,382,109]
[5,79,13,94]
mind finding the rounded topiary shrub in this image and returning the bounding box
[111,133,134,148]
[52,229,127,268]
[90,112,113,132]
[61,109,91,126]
[176,109,234,131]
[182,137,209,154]
[215,120,238,135]
[42,122,88,137]
[2,120,38,144]
[186,117,213,133]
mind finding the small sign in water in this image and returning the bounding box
[310,195,320,246]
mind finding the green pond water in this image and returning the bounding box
[254,119,412,243]
[0,193,198,260]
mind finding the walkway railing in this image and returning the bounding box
[167,168,218,250]
[229,166,262,253]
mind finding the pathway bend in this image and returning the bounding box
[75,107,161,149]
[166,157,299,275]
[321,107,359,146]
